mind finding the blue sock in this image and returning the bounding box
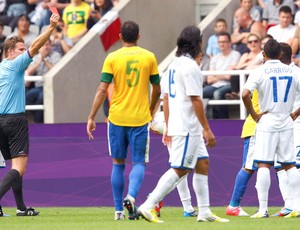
[229,169,252,207]
[128,163,146,198]
[111,164,125,211]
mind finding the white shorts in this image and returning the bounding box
[254,129,295,165]
[243,136,257,170]
[169,135,208,169]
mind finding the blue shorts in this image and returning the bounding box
[108,122,150,163]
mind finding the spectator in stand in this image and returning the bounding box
[7,14,38,48]
[0,20,6,61]
[255,0,272,16]
[225,33,263,100]
[203,31,241,119]
[28,0,51,28]
[50,19,73,55]
[231,7,266,55]
[87,0,113,30]
[6,0,27,17]
[25,39,61,123]
[267,5,296,45]
[0,0,27,29]
[262,0,295,29]
[63,0,91,44]
[233,0,261,29]
[206,18,228,59]
[291,26,300,65]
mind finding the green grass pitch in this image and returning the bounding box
[0,207,299,230]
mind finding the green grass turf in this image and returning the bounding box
[0,207,299,230]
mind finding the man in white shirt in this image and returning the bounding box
[203,31,240,118]
[242,38,300,218]
[267,5,296,45]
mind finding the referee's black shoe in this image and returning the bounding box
[16,207,40,216]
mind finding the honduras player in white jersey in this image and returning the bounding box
[242,39,300,218]
[138,26,229,223]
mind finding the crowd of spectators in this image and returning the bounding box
[0,0,118,122]
[2,1,300,121]
[203,0,300,119]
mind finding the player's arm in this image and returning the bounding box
[28,13,59,57]
[162,93,171,147]
[87,81,110,140]
[242,89,261,122]
[149,83,161,118]
[190,96,216,148]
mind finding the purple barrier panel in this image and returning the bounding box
[0,121,283,208]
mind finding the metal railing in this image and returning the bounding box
[25,70,251,119]
[25,75,44,111]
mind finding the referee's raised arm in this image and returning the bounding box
[28,13,60,57]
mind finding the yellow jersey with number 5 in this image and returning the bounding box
[101,46,160,126]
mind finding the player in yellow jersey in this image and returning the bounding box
[225,90,259,217]
[87,21,161,220]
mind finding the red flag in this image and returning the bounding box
[100,17,121,51]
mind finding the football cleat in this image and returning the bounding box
[272,208,292,217]
[283,210,300,218]
[0,205,9,217]
[197,214,229,222]
[16,207,39,216]
[114,211,125,220]
[138,205,164,223]
[183,210,198,217]
[226,206,249,216]
[155,201,163,217]
[123,195,139,220]
[250,210,269,218]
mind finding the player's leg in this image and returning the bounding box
[0,114,39,217]
[138,135,197,223]
[123,124,149,220]
[250,130,276,218]
[193,139,229,223]
[277,129,300,218]
[108,122,127,220]
[176,174,197,217]
[272,163,292,217]
[226,136,255,216]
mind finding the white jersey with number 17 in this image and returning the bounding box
[244,59,300,131]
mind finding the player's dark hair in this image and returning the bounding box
[279,5,292,15]
[3,36,25,58]
[279,42,292,65]
[121,21,139,43]
[215,18,227,26]
[176,26,202,58]
[263,39,281,59]
[217,31,231,42]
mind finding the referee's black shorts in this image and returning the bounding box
[0,113,29,160]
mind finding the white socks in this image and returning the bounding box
[177,175,194,213]
[256,167,270,214]
[286,167,300,212]
[276,169,292,209]
[143,169,179,209]
[193,173,211,218]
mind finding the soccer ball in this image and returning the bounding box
[151,111,165,135]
